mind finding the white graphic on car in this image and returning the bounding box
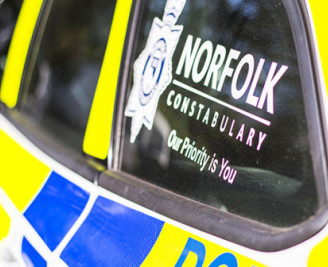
[124,0,186,143]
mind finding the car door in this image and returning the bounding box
[1,0,328,266]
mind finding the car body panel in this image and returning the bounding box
[0,114,265,266]
[0,129,50,240]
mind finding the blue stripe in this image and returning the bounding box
[22,237,47,267]
[23,171,90,251]
[60,196,164,266]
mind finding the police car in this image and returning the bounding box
[0,0,327,266]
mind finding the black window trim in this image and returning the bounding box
[299,0,328,203]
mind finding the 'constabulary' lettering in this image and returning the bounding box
[175,35,289,115]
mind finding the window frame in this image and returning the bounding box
[0,0,107,182]
[105,0,328,251]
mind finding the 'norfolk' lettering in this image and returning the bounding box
[176,35,289,114]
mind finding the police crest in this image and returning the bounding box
[125,0,186,143]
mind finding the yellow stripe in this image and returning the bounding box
[308,1,328,91]
[83,0,133,159]
[0,0,44,108]
[0,131,50,240]
[0,208,10,240]
[141,223,266,267]
[308,234,328,267]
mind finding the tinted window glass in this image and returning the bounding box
[19,0,116,152]
[0,0,22,84]
[121,0,319,226]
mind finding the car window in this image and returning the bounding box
[120,0,321,227]
[0,0,22,84]
[18,0,117,153]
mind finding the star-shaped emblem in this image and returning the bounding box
[125,0,186,143]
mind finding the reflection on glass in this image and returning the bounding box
[20,0,116,152]
[0,0,22,84]
[122,0,318,227]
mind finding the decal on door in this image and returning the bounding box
[125,0,186,142]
